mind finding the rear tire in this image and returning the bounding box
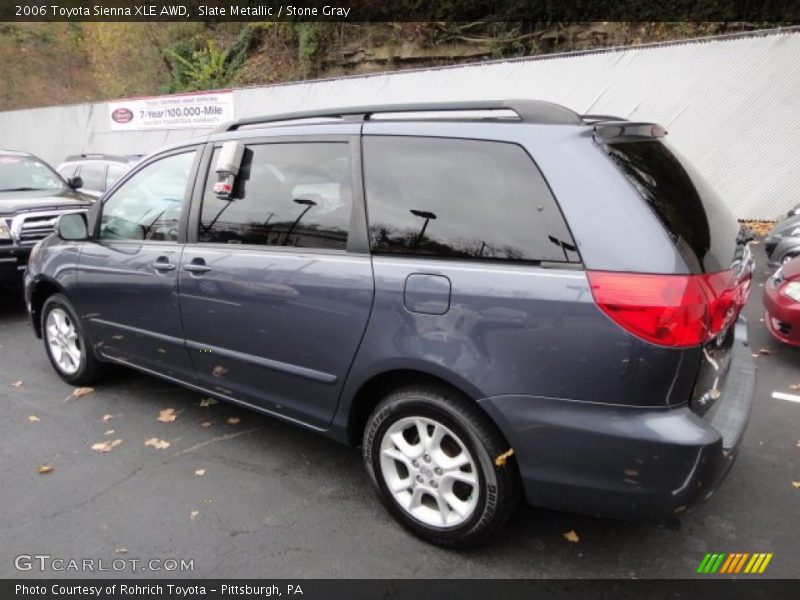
[363,384,520,548]
[41,293,105,386]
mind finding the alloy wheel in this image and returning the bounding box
[45,308,82,375]
[379,416,479,528]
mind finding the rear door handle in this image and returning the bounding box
[183,259,211,274]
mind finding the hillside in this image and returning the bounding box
[0,22,767,111]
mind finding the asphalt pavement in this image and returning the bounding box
[0,243,797,579]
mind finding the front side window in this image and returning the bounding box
[199,142,352,250]
[362,137,578,263]
[99,151,195,242]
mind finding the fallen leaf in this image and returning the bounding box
[624,469,639,477]
[796,440,800,448]
[199,397,218,407]
[227,417,240,425]
[102,414,114,422]
[72,387,94,398]
[790,383,800,390]
[190,510,200,520]
[144,438,170,450]
[28,415,40,422]
[11,380,23,387]
[37,465,54,475]
[157,408,177,423]
[758,348,771,355]
[195,469,206,477]
[104,429,115,436]
[212,366,228,378]
[91,439,122,453]
[200,421,213,428]
[792,482,800,489]
[115,548,128,555]
[494,448,514,467]
[563,530,580,543]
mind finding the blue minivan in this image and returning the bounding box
[25,100,755,547]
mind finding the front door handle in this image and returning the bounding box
[152,258,176,271]
[183,258,211,275]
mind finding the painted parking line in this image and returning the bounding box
[771,392,800,404]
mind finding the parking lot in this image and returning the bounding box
[0,243,797,579]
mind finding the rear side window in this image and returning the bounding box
[606,140,738,273]
[199,143,352,251]
[363,137,577,263]
[78,163,108,192]
[107,163,128,189]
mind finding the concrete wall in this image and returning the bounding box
[1,29,798,219]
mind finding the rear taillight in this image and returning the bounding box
[587,270,742,348]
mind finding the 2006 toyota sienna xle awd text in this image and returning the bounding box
[24,100,756,547]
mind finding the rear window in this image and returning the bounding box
[363,137,578,263]
[606,140,738,273]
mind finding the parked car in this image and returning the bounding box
[763,256,800,346]
[784,202,800,219]
[56,154,141,199]
[764,214,800,268]
[24,100,755,547]
[0,150,93,284]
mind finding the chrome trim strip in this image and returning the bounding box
[184,339,337,384]
[89,318,337,384]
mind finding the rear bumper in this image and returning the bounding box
[478,321,754,520]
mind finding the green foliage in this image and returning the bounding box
[295,23,327,77]
[166,26,257,92]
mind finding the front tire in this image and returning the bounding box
[41,293,104,386]
[363,385,520,548]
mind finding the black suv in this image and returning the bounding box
[25,100,755,547]
[1,150,93,284]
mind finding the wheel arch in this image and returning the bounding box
[29,276,67,338]
[344,367,502,449]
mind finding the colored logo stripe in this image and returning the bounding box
[698,552,773,574]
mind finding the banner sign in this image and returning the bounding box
[108,91,234,131]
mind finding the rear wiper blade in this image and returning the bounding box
[0,187,49,192]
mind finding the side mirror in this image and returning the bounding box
[55,213,89,241]
[67,176,84,190]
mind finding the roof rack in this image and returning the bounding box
[213,99,583,133]
[63,153,139,162]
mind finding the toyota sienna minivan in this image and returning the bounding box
[25,100,755,547]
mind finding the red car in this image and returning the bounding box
[764,256,800,346]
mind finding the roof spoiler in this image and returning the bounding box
[591,121,668,144]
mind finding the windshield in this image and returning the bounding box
[0,155,65,193]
